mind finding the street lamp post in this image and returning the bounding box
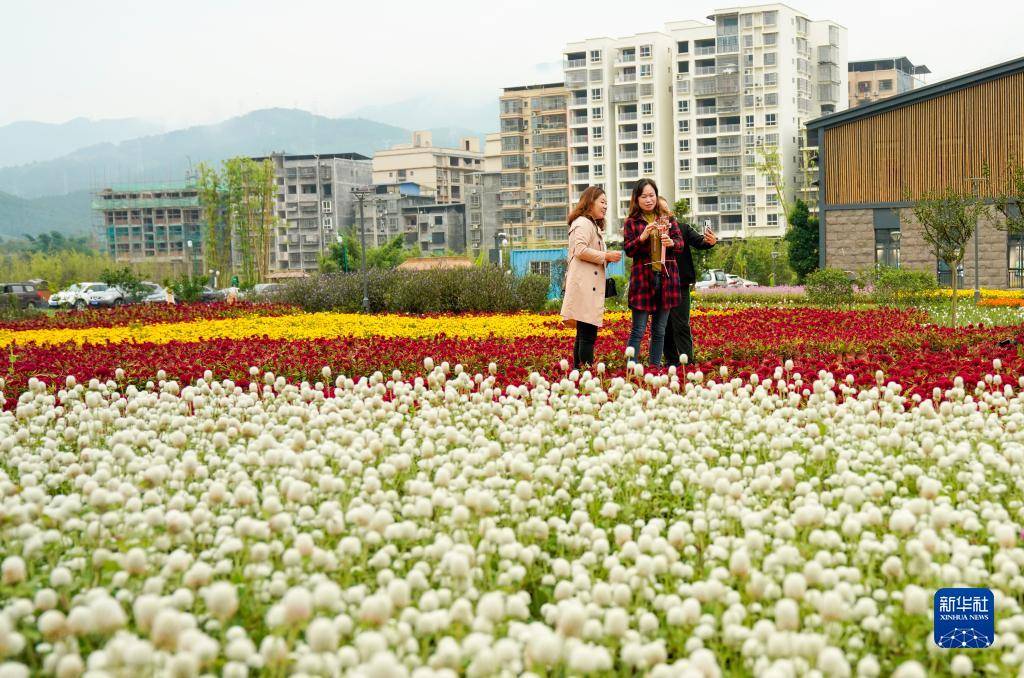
[351,186,373,312]
[969,176,985,304]
[496,231,507,269]
[770,250,780,287]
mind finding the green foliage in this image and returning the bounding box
[784,200,819,282]
[990,159,1024,234]
[368,235,411,270]
[99,266,148,302]
[805,268,854,306]
[0,294,39,322]
[903,185,988,326]
[866,267,938,307]
[23,230,93,254]
[279,267,545,314]
[165,275,206,303]
[672,198,691,222]
[609,274,627,304]
[0,250,116,289]
[320,232,410,273]
[699,237,796,285]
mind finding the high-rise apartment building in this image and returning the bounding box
[563,4,847,239]
[849,57,930,107]
[372,131,482,205]
[262,152,372,275]
[497,83,571,250]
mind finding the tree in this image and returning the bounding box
[367,235,410,270]
[756,145,791,221]
[903,185,987,326]
[991,159,1024,234]
[784,199,820,282]
[197,162,232,280]
[672,197,692,223]
[100,266,148,302]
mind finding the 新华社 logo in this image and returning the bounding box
[934,588,995,649]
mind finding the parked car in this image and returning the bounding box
[695,269,729,290]
[138,283,168,304]
[243,283,286,300]
[86,284,126,308]
[1,282,42,309]
[726,274,759,287]
[49,282,109,310]
[26,278,51,302]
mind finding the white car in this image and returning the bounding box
[86,285,127,308]
[49,282,109,310]
[726,274,759,287]
[695,269,729,290]
[138,282,168,304]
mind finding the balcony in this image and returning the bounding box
[619,132,638,141]
[565,58,586,69]
[716,37,739,54]
[615,73,637,84]
[695,45,716,56]
[719,162,741,175]
[695,66,717,77]
[572,172,591,183]
[618,112,638,121]
[718,140,741,154]
[696,105,717,115]
[696,125,718,136]
[570,96,588,107]
[566,72,587,87]
[697,144,718,155]
[570,114,588,126]
[697,165,718,175]
[612,84,638,103]
[719,123,741,133]
[571,152,589,163]
[618,150,639,160]
[696,181,717,194]
[616,53,637,64]
[720,199,743,213]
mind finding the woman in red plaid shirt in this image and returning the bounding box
[622,179,685,367]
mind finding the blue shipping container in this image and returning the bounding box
[510,248,626,300]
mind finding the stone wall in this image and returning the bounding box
[824,206,1011,288]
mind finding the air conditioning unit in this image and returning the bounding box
[322,201,332,213]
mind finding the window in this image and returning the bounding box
[743,35,753,48]
[594,164,604,177]
[763,10,777,25]
[747,214,757,227]
[434,216,443,226]
[592,126,603,139]
[746,194,756,207]
[745,115,755,128]
[530,261,552,277]
[742,13,753,27]
[643,141,654,154]
[765,113,777,126]
[640,44,652,58]
[643,161,654,174]
[874,208,901,269]
[590,49,602,62]
[763,32,777,46]
[679,139,691,152]
[591,88,602,100]
[879,79,894,91]
[592,145,604,158]
[677,60,690,74]
[288,185,297,194]
[937,260,964,287]
[765,93,778,106]
[679,158,692,172]
[677,41,689,54]
[764,72,778,86]
[678,119,690,132]
[677,100,690,113]
[322,216,333,228]
[639,64,652,78]
[767,213,779,227]
[764,52,777,67]
[745,175,756,187]
[642,122,653,136]
[766,194,779,207]
[766,133,779,146]
[641,102,653,116]
[1011,233,1024,288]
[857,81,871,93]
[678,178,693,191]
[592,107,603,120]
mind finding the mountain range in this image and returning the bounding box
[0,117,164,169]
[0,108,489,239]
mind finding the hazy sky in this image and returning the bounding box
[2,0,1021,128]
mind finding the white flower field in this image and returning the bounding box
[1,363,1023,676]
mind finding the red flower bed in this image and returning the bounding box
[0,302,298,331]
[4,308,1020,408]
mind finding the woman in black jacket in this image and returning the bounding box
[659,198,717,366]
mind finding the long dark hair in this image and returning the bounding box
[567,186,606,229]
[628,179,659,220]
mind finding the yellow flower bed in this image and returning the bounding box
[0,310,732,348]
[923,288,1024,300]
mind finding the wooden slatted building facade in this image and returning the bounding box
[807,57,1024,288]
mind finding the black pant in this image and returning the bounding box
[572,321,599,369]
[663,284,693,366]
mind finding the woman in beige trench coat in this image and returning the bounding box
[560,186,622,368]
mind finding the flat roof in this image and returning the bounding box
[503,82,565,93]
[250,152,371,161]
[808,54,1024,132]
[849,57,931,75]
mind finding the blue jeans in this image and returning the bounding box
[627,308,670,366]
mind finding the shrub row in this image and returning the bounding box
[278,267,550,314]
